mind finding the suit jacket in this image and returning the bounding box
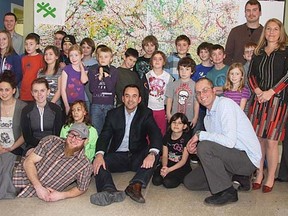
[96,104,162,154]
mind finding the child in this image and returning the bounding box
[88,46,118,135]
[60,100,98,162]
[206,44,229,95]
[142,51,174,136]
[165,34,191,80]
[54,30,66,51]
[192,42,214,82]
[80,38,97,111]
[166,57,199,131]
[95,44,107,63]
[20,33,44,102]
[59,35,76,69]
[134,35,158,79]
[152,113,191,188]
[223,63,250,110]
[116,48,141,106]
[243,42,257,82]
[0,30,22,85]
[38,45,62,105]
[80,37,97,67]
[61,44,88,115]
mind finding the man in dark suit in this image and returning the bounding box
[90,84,162,206]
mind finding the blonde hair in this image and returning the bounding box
[255,18,288,55]
[223,63,245,92]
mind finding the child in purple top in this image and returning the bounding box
[223,63,250,110]
[61,44,88,115]
[88,46,118,135]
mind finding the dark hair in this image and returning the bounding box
[31,77,49,90]
[80,37,96,53]
[64,100,91,127]
[197,42,213,55]
[210,44,225,55]
[150,50,167,68]
[124,48,139,59]
[167,113,190,134]
[61,35,76,50]
[25,32,40,44]
[142,35,159,50]
[42,45,61,75]
[25,33,42,55]
[196,77,214,88]
[0,30,15,56]
[4,12,17,22]
[0,70,17,89]
[175,35,191,46]
[245,0,261,12]
[123,84,141,96]
[177,57,196,73]
[54,30,67,37]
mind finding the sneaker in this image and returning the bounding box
[204,186,238,205]
[90,190,126,206]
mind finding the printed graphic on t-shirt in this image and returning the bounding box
[148,76,166,102]
[137,61,150,79]
[175,83,193,114]
[0,118,14,148]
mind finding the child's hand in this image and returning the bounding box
[65,106,70,115]
[160,166,169,177]
[190,118,198,128]
[98,67,103,80]
[79,63,86,73]
[59,62,66,69]
[166,113,172,122]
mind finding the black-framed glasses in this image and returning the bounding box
[67,132,85,141]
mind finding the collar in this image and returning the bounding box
[206,96,219,116]
[124,106,138,117]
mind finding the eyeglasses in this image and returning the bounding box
[67,132,85,141]
[195,87,212,97]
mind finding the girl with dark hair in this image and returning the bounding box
[152,112,191,188]
[38,45,62,105]
[60,100,97,162]
[0,70,26,199]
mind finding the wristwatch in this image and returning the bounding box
[195,130,201,139]
[149,150,157,156]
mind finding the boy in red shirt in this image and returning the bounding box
[20,33,44,102]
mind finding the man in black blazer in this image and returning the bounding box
[90,84,162,206]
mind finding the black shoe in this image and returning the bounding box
[232,175,252,191]
[125,183,145,203]
[90,190,126,206]
[190,154,200,164]
[204,186,238,205]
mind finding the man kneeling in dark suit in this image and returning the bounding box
[90,84,162,206]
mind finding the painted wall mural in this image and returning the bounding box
[34,0,285,66]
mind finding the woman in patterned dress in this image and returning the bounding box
[248,18,288,193]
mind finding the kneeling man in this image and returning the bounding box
[184,78,261,205]
[13,123,92,201]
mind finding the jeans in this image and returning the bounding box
[90,104,114,135]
